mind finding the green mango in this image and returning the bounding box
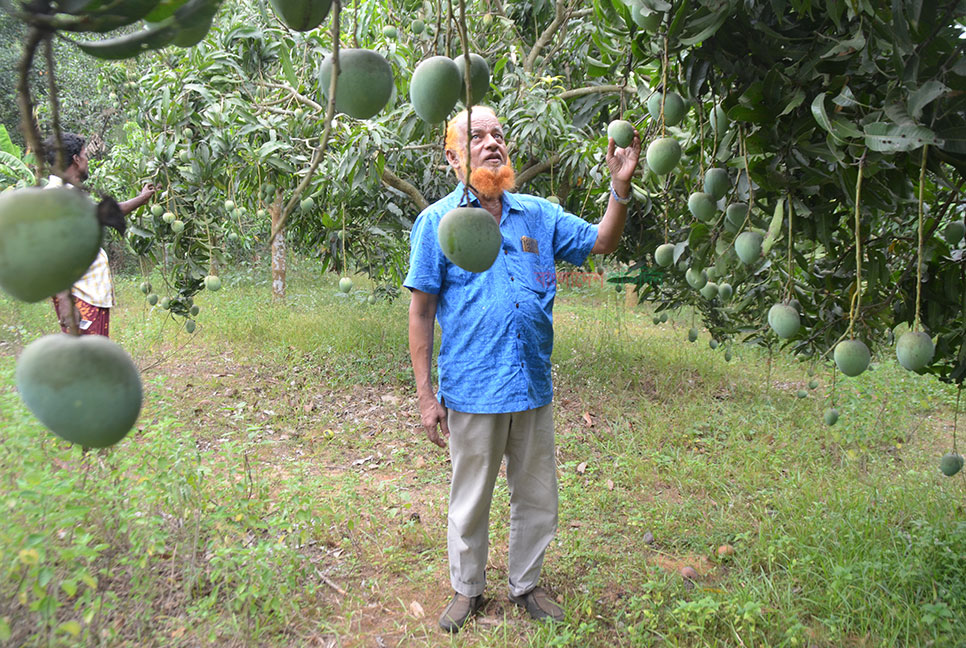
[688,192,717,222]
[940,453,963,476]
[0,187,100,302]
[320,49,394,120]
[647,91,686,126]
[607,120,635,148]
[437,207,501,273]
[454,53,490,106]
[16,334,142,448]
[410,56,462,123]
[767,303,800,339]
[895,331,934,371]
[704,167,730,200]
[654,243,674,267]
[824,408,839,426]
[268,0,332,31]
[734,230,762,264]
[645,137,680,175]
[834,339,870,377]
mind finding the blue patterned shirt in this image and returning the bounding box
[404,184,598,414]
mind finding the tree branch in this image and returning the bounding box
[487,0,529,56]
[381,168,428,211]
[268,0,340,246]
[524,0,569,73]
[557,84,632,101]
[17,26,46,183]
[259,81,324,112]
[516,153,562,187]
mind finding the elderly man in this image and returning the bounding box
[404,106,641,632]
[46,132,155,336]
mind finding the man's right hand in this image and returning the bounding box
[418,393,449,448]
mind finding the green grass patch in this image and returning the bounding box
[0,260,963,646]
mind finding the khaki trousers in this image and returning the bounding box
[446,404,558,598]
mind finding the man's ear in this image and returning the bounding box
[444,148,461,170]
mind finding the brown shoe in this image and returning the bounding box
[509,586,564,621]
[438,592,486,633]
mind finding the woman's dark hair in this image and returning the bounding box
[42,132,86,167]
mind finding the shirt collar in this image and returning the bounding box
[46,175,75,189]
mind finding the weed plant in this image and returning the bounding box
[0,260,963,646]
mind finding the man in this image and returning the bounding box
[404,106,640,632]
[46,132,156,336]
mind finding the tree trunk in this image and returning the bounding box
[270,198,285,300]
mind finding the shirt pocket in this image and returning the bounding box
[519,252,556,297]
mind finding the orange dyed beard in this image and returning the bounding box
[468,164,516,200]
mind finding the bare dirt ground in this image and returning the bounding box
[132,346,717,646]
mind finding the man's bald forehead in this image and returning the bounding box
[449,106,500,133]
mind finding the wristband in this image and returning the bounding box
[610,183,632,205]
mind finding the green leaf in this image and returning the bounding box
[80,573,97,589]
[0,125,22,158]
[73,21,178,59]
[182,83,214,103]
[778,90,805,117]
[884,101,915,126]
[831,86,859,109]
[890,0,912,50]
[687,58,710,98]
[688,222,710,250]
[145,0,189,22]
[820,31,865,59]
[0,151,32,182]
[585,56,613,76]
[279,46,298,89]
[61,580,78,597]
[38,566,54,587]
[810,93,834,136]
[592,31,624,59]
[864,122,942,152]
[937,126,966,154]
[128,224,152,238]
[255,141,289,160]
[57,621,82,637]
[761,198,784,256]
[907,80,947,119]
[810,93,861,142]
[829,117,864,139]
[679,9,728,46]
[673,240,688,264]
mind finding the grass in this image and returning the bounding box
[0,256,964,647]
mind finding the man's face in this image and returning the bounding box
[452,110,508,177]
[73,146,89,182]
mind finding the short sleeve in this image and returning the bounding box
[403,210,445,294]
[552,208,599,267]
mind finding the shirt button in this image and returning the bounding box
[510,276,514,281]
[515,303,519,308]
[504,249,508,255]
[521,362,525,367]
[517,333,521,338]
